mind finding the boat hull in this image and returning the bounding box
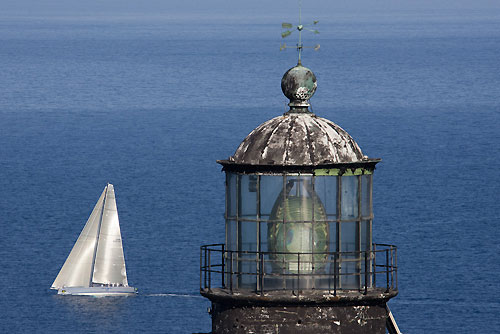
[57,286,137,296]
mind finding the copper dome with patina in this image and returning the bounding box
[219,64,375,170]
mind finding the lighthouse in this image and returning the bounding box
[199,8,402,331]
[199,60,400,333]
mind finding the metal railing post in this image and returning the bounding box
[390,246,394,290]
[358,250,362,291]
[259,253,264,295]
[221,244,225,288]
[204,247,208,289]
[297,253,301,296]
[334,254,337,296]
[364,251,368,295]
[373,244,377,287]
[328,254,333,294]
[229,251,233,294]
[208,249,211,291]
[395,247,398,291]
[386,249,390,293]
[200,246,203,291]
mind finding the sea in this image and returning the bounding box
[0,10,499,333]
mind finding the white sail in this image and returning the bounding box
[92,184,128,286]
[51,188,106,289]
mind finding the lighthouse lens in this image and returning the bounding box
[267,176,329,273]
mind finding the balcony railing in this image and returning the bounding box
[200,243,397,297]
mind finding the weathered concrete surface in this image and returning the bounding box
[210,302,387,334]
[203,289,396,334]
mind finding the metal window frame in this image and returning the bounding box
[224,171,374,291]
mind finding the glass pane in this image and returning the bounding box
[238,251,257,289]
[239,221,257,252]
[340,221,360,289]
[260,222,286,291]
[341,258,360,289]
[324,253,340,291]
[226,173,237,218]
[226,220,237,251]
[260,222,270,253]
[262,251,285,290]
[321,221,339,290]
[238,175,257,218]
[267,221,328,275]
[315,175,338,218]
[313,220,330,273]
[361,174,372,218]
[340,221,358,253]
[260,175,283,219]
[286,221,313,254]
[283,175,314,223]
[282,175,328,223]
[237,220,257,289]
[341,176,359,219]
[361,220,370,252]
[287,222,314,273]
[360,220,371,288]
[329,222,338,253]
[225,252,237,291]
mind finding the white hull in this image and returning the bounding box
[57,286,137,296]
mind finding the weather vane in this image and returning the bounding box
[280,0,320,65]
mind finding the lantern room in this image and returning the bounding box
[217,65,382,291]
[200,63,399,333]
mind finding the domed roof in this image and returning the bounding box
[220,63,371,169]
[229,113,365,165]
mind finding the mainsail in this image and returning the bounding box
[92,184,128,286]
[51,184,129,289]
[51,188,106,289]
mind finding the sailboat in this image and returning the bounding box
[51,184,137,296]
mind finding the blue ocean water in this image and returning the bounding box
[0,11,499,333]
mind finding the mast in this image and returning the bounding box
[89,184,107,286]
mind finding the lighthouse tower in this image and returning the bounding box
[199,60,399,333]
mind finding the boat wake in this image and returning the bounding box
[145,293,203,299]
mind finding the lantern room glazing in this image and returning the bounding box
[225,167,374,289]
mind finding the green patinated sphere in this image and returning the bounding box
[281,65,317,106]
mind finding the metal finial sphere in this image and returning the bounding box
[281,64,317,108]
